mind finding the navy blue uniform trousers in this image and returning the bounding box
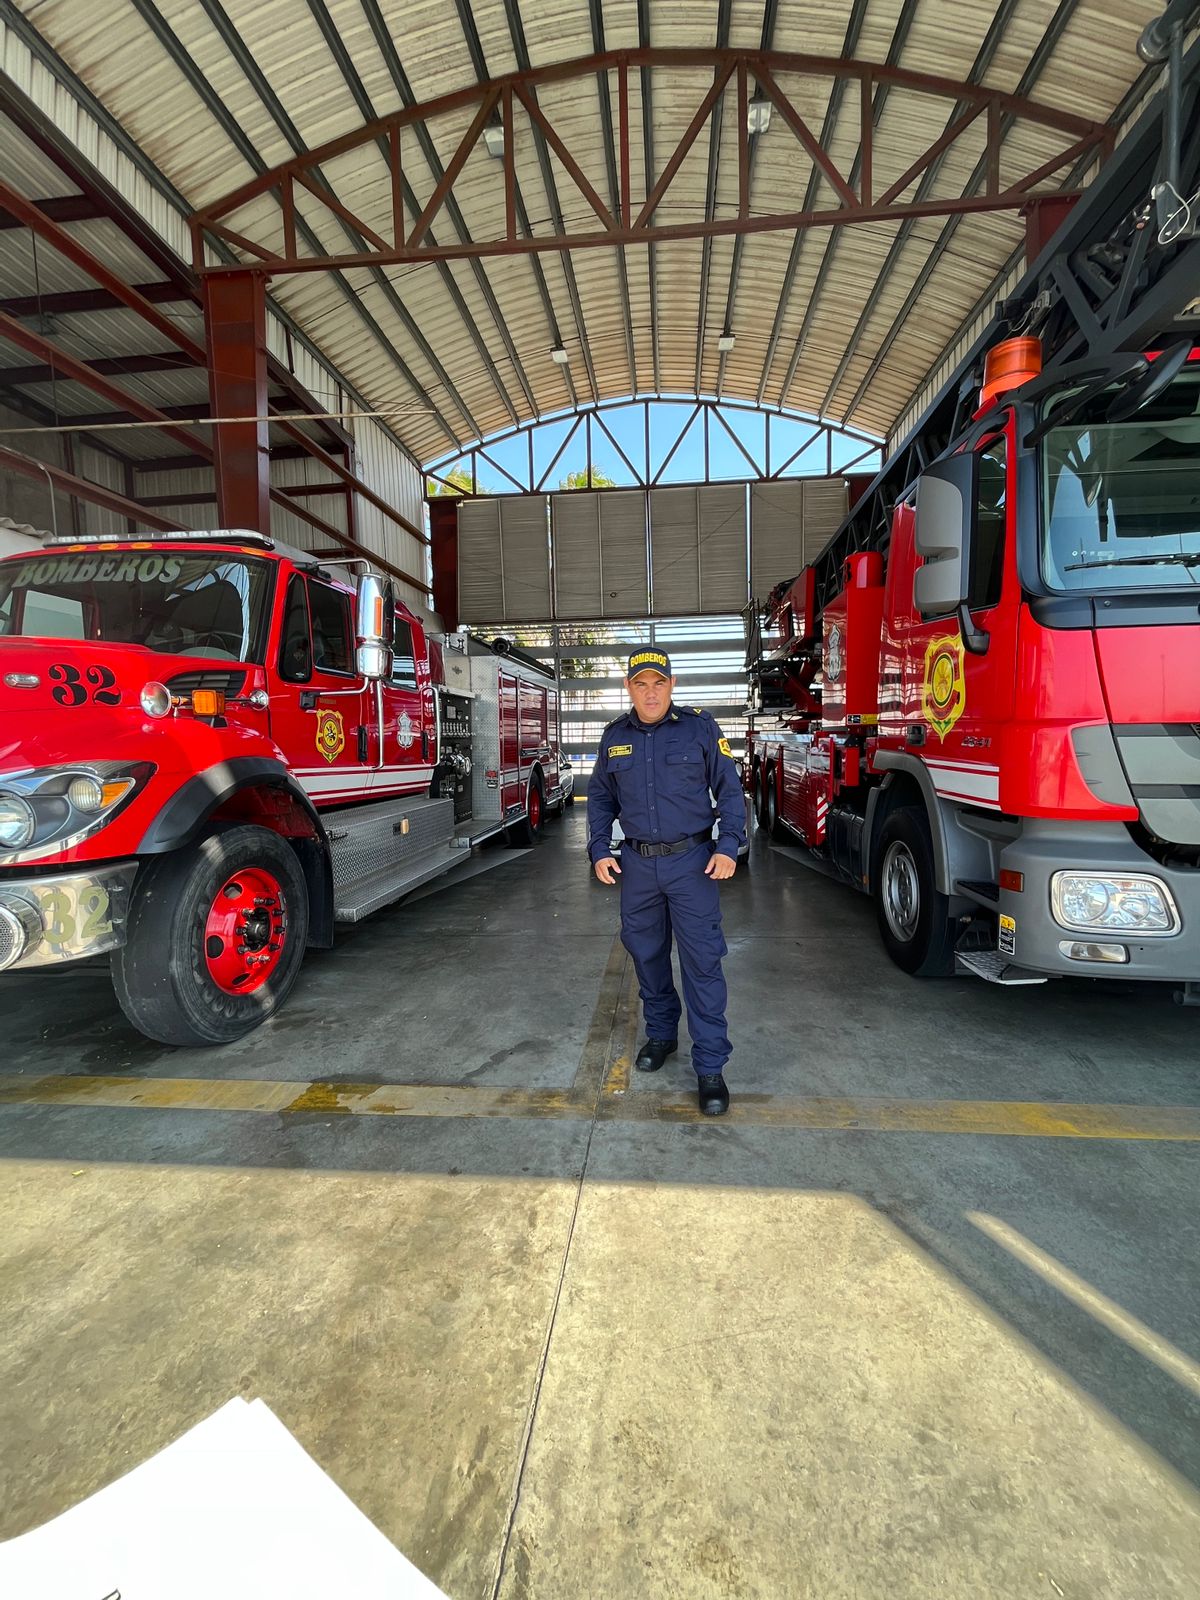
[620,839,730,1076]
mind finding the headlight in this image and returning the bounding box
[1051,871,1179,935]
[0,762,152,860]
[0,794,36,850]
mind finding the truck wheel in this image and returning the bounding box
[873,808,956,977]
[764,769,789,842]
[508,773,545,847]
[112,825,310,1046]
[753,767,767,829]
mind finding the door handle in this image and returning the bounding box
[357,725,368,762]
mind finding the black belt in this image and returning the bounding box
[623,831,710,858]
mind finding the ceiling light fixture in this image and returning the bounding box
[746,95,772,137]
[483,115,505,160]
[550,344,570,365]
[717,333,736,353]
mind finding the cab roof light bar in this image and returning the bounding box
[44,528,276,549]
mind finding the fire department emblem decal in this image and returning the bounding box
[826,624,845,682]
[922,634,966,740]
[396,710,416,750]
[314,708,345,764]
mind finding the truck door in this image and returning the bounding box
[904,425,1017,808]
[374,610,434,799]
[271,570,374,805]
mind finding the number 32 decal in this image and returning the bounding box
[48,663,121,708]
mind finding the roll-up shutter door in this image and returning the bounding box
[458,496,549,623]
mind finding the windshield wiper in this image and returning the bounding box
[1065,552,1200,572]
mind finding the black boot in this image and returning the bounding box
[697,1073,730,1116]
[635,1038,677,1072]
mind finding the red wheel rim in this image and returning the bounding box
[529,785,542,828]
[203,866,288,995]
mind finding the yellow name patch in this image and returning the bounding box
[718,737,733,758]
[608,743,633,757]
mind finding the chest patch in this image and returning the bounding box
[608,743,633,758]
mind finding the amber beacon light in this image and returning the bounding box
[980,336,1042,409]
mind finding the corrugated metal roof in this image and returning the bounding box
[2,0,1176,470]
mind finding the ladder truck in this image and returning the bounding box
[745,23,1200,992]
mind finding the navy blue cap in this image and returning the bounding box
[626,648,672,680]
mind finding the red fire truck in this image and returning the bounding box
[0,528,566,1044]
[746,326,1200,990]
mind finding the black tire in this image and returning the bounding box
[872,807,957,977]
[112,824,310,1046]
[507,772,546,847]
[764,768,789,842]
[564,788,576,807]
[753,766,768,829]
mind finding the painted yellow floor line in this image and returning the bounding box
[604,1093,1200,1139]
[1,1073,1199,1139]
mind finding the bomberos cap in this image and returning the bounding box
[626,648,672,680]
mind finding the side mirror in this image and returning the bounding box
[355,572,394,680]
[913,453,989,655]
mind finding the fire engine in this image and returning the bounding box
[0,528,567,1045]
[744,43,1200,993]
[746,327,1200,991]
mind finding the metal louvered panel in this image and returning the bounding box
[551,493,602,619]
[599,490,649,618]
[497,495,550,622]
[649,487,700,616]
[749,478,848,598]
[457,499,504,623]
[697,484,747,614]
[749,481,803,599]
[802,479,849,567]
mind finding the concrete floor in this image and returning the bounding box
[1,809,1199,1598]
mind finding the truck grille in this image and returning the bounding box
[166,669,247,696]
[1113,724,1200,847]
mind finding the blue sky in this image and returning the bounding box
[430,397,881,493]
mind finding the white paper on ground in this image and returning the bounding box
[0,1396,449,1600]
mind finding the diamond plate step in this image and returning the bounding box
[329,794,455,922]
[956,950,1047,985]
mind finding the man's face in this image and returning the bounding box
[626,670,675,725]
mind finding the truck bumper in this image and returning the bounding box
[996,821,1200,983]
[0,861,137,972]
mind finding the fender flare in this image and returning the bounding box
[866,751,994,898]
[137,757,335,948]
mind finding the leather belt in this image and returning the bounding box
[623,832,711,858]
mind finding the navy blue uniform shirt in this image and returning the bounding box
[586,704,746,865]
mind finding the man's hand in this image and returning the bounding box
[706,852,737,881]
[594,855,622,886]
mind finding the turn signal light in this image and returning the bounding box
[191,689,226,717]
[999,869,1024,893]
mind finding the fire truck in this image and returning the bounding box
[745,40,1200,992]
[0,528,566,1045]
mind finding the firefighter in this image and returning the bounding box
[587,649,746,1116]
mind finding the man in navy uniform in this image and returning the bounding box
[587,649,746,1116]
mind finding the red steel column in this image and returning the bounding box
[202,270,271,533]
[428,495,460,630]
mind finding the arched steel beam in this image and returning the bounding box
[190,48,1113,276]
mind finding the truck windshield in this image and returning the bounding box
[0,549,271,661]
[1040,365,1200,590]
